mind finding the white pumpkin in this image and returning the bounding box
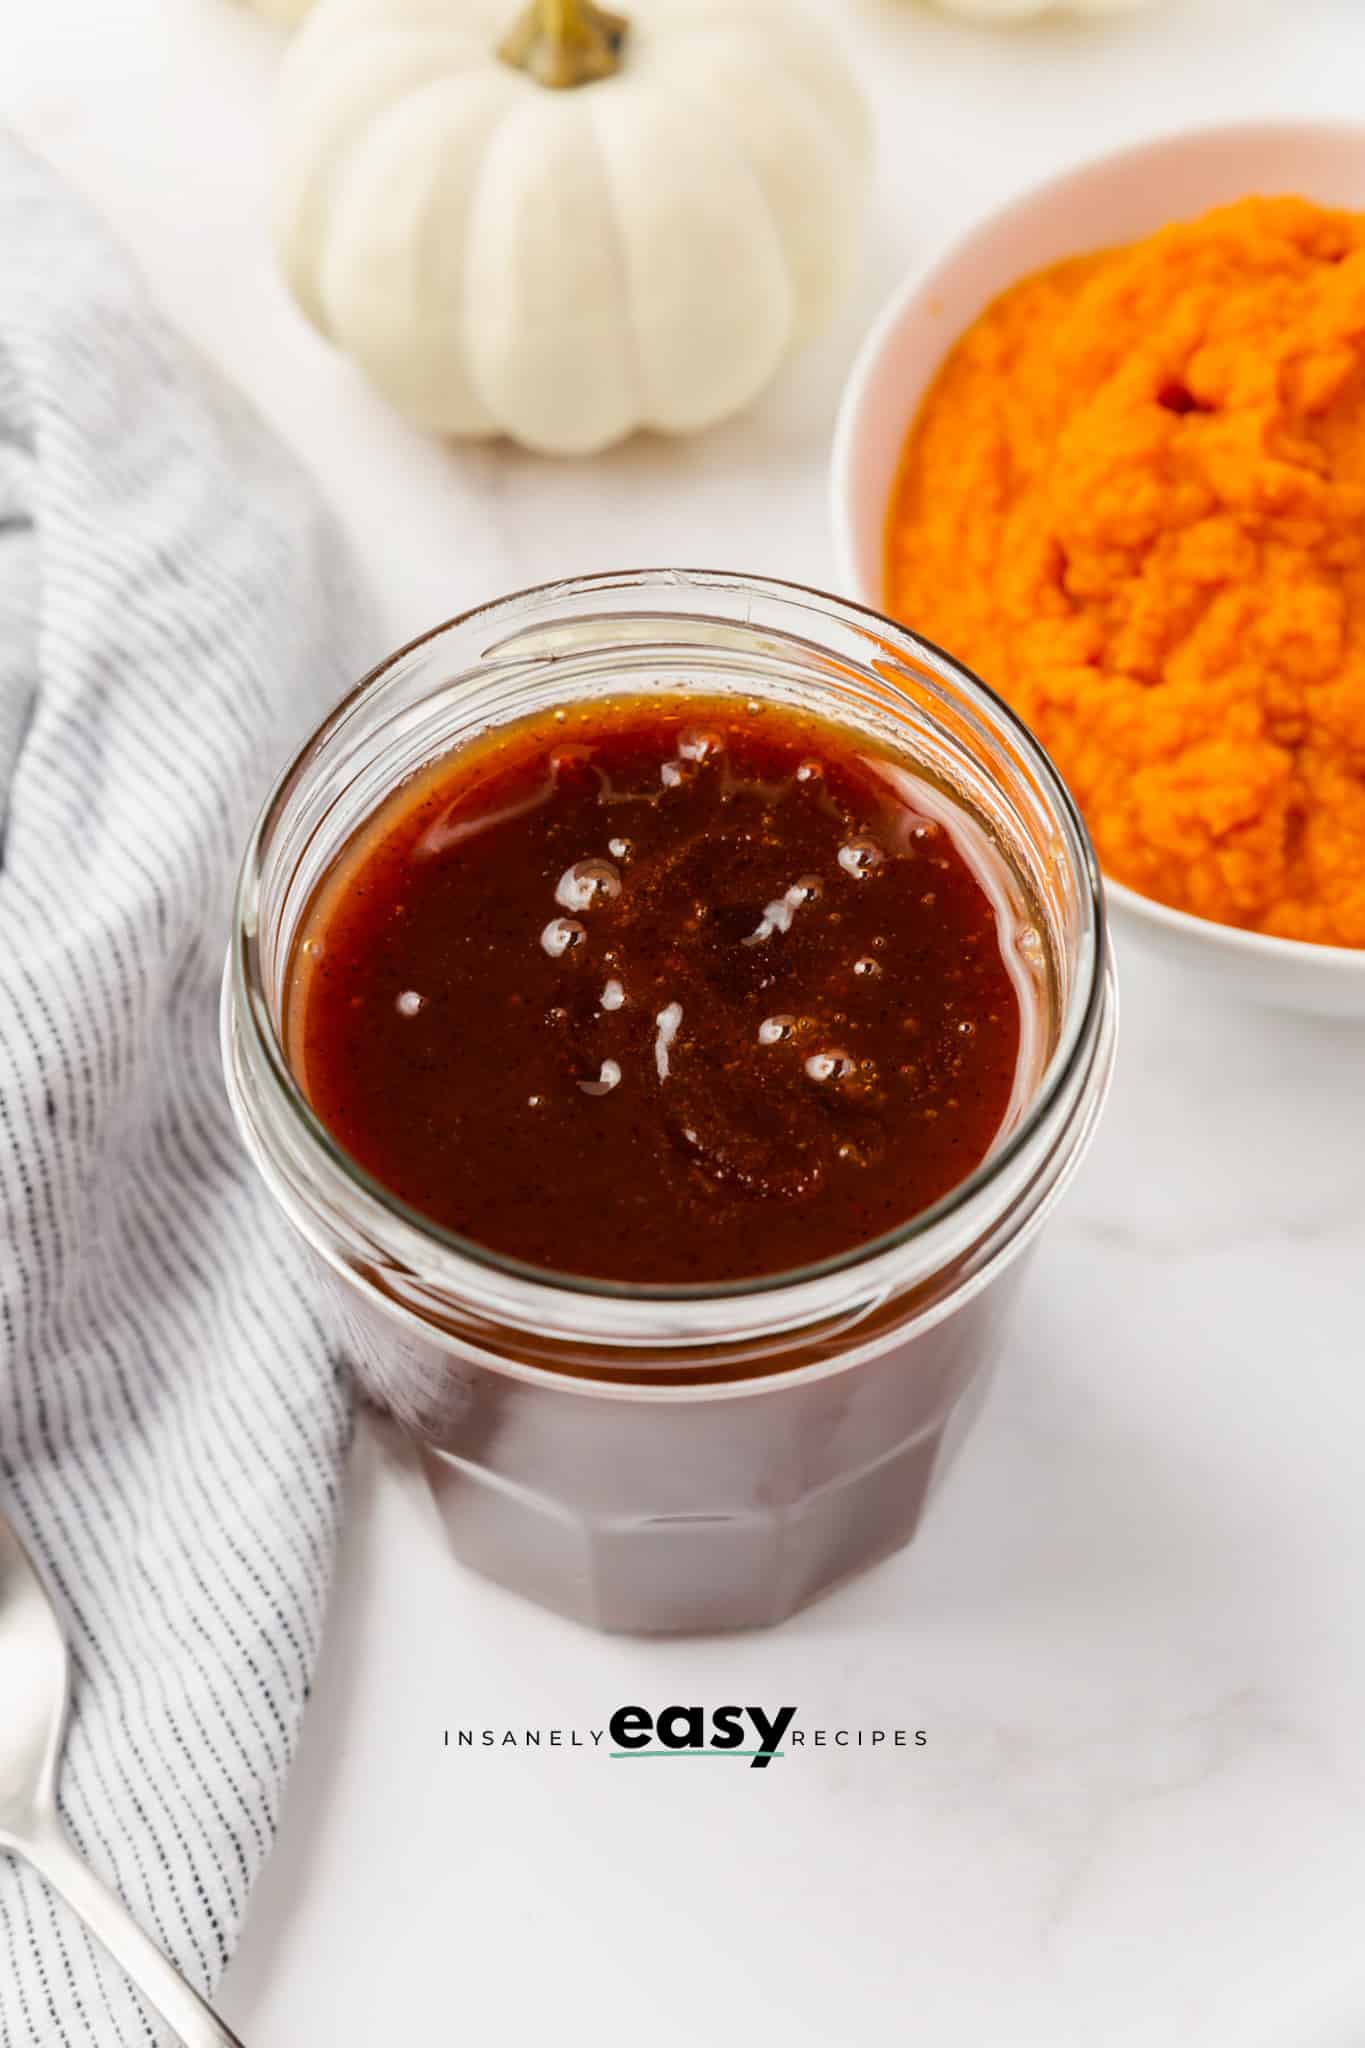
[246,0,314,26]
[930,0,1154,17]
[274,0,872,454]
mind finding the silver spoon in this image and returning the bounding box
[0,1505,246,2046]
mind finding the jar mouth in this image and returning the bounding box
[228,568,1109,1309]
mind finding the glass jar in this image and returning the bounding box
[223,571,1116,1633]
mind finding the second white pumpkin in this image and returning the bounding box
[275,0,871,455]
[928,0,1155,18]
[247,0,314,28]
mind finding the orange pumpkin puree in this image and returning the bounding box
[887,196,1365,947]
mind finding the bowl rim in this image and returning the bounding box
[830,115,1365,981]
[1105,877,1365,978]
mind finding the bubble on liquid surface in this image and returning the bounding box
[1018,926,1044,963]
[805,1050,855,1084]
[578,1059,622,1098]
[853,956,881,978]
[601,978,625,1012]
[837,1118,887,1168]
[549,744,595,786]
[301,938,323,958]
[607,837,631,861]
[795,759,822,783]
[540,917,586,959]
[677,729,724,763]
[758,1015,795,1046]
[654,1001,683,1081]
[395,989,425,1017]
[838,838,884,880]
[745,876,824,945]
[555,859,622,914]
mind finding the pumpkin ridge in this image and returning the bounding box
[644,72,799,362]
[663,6,871,157]
[586,90,647,435]
[464,92,639,452]
[277,27,494,329]
[323,72,516,431]
[649,59,861,346]
[587,76,791,433]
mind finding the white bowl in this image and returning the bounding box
[831,121,1365,1019]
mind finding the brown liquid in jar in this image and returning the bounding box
[286,695,1035,1285]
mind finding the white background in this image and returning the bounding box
[8,2,1365,2043]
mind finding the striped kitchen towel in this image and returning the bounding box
[0,132,374,2040]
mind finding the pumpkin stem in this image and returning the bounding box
[499,0,628,89]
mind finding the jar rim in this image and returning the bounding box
[228,568,1109,1311]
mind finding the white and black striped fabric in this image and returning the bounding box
[0,134,373,2041]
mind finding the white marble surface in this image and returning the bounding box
[8,1,1365,2041]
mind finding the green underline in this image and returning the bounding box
[610,1750,784,1759]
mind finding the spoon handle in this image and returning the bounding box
[14,1820,246,2046]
